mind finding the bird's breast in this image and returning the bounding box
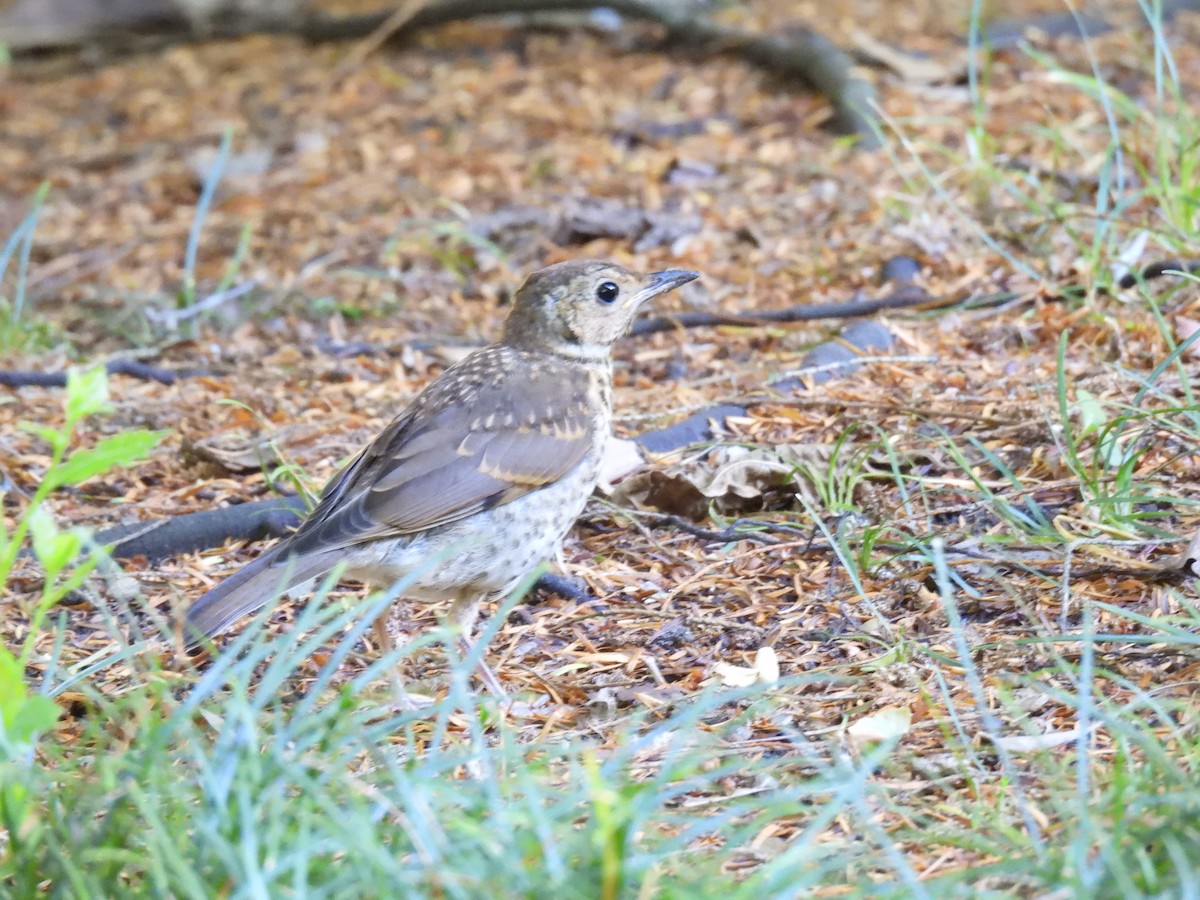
[343,451,603,599]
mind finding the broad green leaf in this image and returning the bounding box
[7,694,60,745]
[48,429,167,489]
[0,648,56,747]
[65,365,110,425]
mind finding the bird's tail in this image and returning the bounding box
[183,543,341,647]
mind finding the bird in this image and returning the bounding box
[184,259,699,696]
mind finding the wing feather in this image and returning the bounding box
[284,346,597,558]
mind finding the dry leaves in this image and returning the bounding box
[2,0,1199,884]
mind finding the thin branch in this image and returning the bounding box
[0,359,212,388]
[629,284,942,336]
[1117,259,1200,290]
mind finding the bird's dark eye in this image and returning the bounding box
[596,281,620,303]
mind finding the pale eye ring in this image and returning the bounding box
[596,281,620,303]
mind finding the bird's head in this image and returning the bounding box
[502,260,699,356]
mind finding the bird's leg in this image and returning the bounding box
[372,612,426,712]
[451,596,507,699]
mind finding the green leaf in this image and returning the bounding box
[0,649,25,724]
[18,421,68,456]
[65,365,111,426]
[1076,388,1107,434]
[7,695,60,745]
[0,648,56,747]
[48,429,167,489]
[27,507,82,577]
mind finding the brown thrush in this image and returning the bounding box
[184,259,698,690]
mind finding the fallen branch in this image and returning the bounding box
[980,1,1200,49]
[4,0,878,147]
[285,0,880,145]
[629,283,936,336]
[1117,259,1200,290]
[95,496,308,561]
[0,358,212,388]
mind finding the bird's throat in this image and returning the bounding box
[539,340,612,365]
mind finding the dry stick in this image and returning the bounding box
[0,359,212,388]
[629,284,941,337]
[585,605,767,636]
[1117,259,1200,290]
[332,0,434,77]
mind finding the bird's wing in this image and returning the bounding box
[285,346,597,557]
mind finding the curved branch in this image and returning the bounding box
[279,0,880,146]
[96,496,308,561]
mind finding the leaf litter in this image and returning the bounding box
[1,0,1199,883]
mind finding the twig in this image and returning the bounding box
[0,358,213,388]
[142,281,257,330]
[624,606,766,636]
[1117,259,1200,290]
[332,0,433,78]
[629,284,938,336]
[531,572,599,605]
[620,510,790,546]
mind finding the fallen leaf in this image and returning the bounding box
[614,441,840,513]
[597,437,646,491]
[713,647,781,687]
[1112,230,1150,284]
[1175,316,1200,359]
[847,705,912,746]
[755,647,780,684]
[712,660,759,687]
[183,432,282,473]
[611,442,883,517]
[1183,525,1200,578]
[989,728,1081,753]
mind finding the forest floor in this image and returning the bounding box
[2,0,1199,893]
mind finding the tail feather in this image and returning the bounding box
[184,543,341,646]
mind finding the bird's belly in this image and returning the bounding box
[342,458,599,599]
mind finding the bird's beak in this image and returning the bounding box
[627,269,700,308]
